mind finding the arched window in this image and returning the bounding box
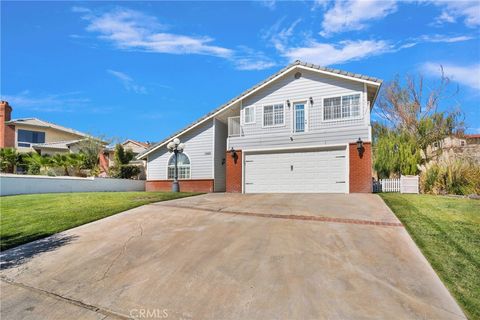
[167,153,191,179]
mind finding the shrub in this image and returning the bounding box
[420,159,480,195]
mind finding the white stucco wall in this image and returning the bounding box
[0,174,145,196]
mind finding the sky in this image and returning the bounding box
[1,0,479,143]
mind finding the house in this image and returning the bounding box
[0,101,93,155]
[99,139,151,179]
[428,134,480,163]
[137,61,382,193]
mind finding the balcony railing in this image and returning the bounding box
[228,116,240,137]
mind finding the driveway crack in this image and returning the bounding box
[98,224,143,282]
[0,277,131,319]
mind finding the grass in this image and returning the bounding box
[380,193,480,320]
[0,191,199,251]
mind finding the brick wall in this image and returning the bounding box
[1,101,14,148]
[225,150,242,193]
[146,179,214,192]
[349,142,372,193]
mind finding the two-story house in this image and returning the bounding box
[0,101,91,155]
[137,61,382,193]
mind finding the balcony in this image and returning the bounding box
[228,116,240,137]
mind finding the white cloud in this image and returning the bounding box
[433,1,480,27]
[74,6,276,71]
[421,62,480,90]
[107,69,147,94]
[320,0,397,36]
[259,0,276,10]
[77,7,233,58]
[282,40,393,66]
[417,34,474,43]
[0,91,90,112]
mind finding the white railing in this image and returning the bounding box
[373,176,419,193]
[228,116,240,137]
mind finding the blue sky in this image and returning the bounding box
[2,1,479,143]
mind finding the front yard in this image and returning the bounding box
[380,194,480,320]
[0,192,199,251]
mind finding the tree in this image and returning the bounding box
[110,144,140,179]
[373,127,421,178]
[23,153,53,175]
[375,69,464,163]
[76,137,105,171]
[52,154,72,176]
[0,148,18,173]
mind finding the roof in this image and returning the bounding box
[31,139,85,150]
[122,139,150,148]
[137,60,382,159]
[6,118,90,138]
[466,134,480,139]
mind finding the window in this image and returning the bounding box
[263,104,284,127]
[323,94,361,121]
[167,153,191,179]
[17,129,45,147]
[244,106,255,124]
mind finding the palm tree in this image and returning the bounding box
[52,154,72,176]
[24,153,53,175]
[0,148,18,173]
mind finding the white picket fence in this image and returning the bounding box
[373,175,419,194]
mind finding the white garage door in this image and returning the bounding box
[244,147,347,193]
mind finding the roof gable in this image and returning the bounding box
[138,60,382,159]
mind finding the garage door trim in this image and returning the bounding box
[242,143,350,193]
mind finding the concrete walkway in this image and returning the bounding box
[0,194,466,320]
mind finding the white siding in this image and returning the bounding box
[229,126,368,150]
[233,68,370,149]
[214,119,227,191]
[147,120,214,180]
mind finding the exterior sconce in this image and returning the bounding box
[229,147,237,158]
[286,100,291,108]
[356,137,364,156]
[309,97,314,105]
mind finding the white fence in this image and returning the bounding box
[373,175,419,194]
[0,174,145,196]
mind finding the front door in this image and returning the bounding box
[293,102,307,133]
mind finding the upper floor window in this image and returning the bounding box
[263,104,284,127]
[17,129,45,147]
[323,94,361,121]
[167,153,191,179]
[244,106,255,124]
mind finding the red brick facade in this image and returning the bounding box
[146,179,214,193]
[349,142,372,193]
[0,101,15,148]
[225,150,242,193]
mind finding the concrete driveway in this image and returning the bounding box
[0,193,466,320]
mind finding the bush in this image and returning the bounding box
[110,164,141,179]
[420,159,480,195]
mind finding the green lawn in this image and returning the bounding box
[380,194,480,320]
[0,192,199,251]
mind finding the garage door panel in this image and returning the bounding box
[244,148,347,193]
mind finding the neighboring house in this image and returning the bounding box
[0,101,92,155]
[99,139,151,179]
[428,134,480,163]
[138,61,382,193]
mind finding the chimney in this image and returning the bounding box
[1,101,15,148]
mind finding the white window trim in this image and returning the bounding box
[322,93,363,123]
[243,105,256,125]
[261,102,286,128]
[291,99,309,134]
[166,152,192,180]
